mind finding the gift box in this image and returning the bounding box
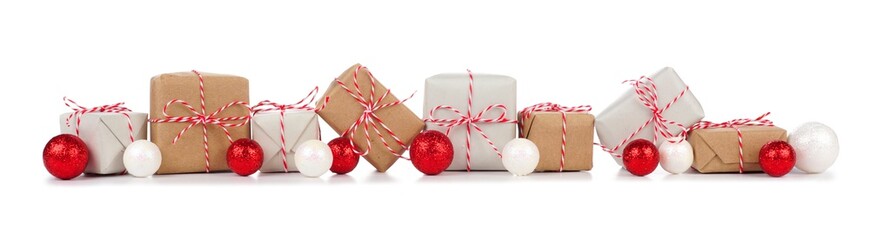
[424,72,516,171]
[59,112,148,174]
[252,111,320,173]
[689,126,787,173]
[315,64,424,172]
[595,67,705,165]
[150,71,250,174]
[518,106,594,172]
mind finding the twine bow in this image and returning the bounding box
[335,65,415,159]
[424,70,517,171]
[597,76,689,158]
[519,102,592,172]
[252,87,329,172]
[680,112,774,173]
[149,70,251,173]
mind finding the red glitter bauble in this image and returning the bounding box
[226,138,264,176]
[328,137,359,174]
[410,130,453,175]
[43,134,89,180]
[759,140,796,177]
[622,139,659,176]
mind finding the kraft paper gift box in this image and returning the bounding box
[424,73,517,171]
[315,64,425,172]
[252,111,320,172]
[59,112,148,174]
[150,71,250,174]
[518,111,595,172]
[595,67,705,165]
[688,126,787,173]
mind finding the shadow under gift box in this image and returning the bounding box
[519,112,595,172]
[688,126,787,173]
[595,67,705,166]
[150,72,250,174]
[252,111,320,173]
[315,64,424,172]
[59,112,148,174]
[423,73,516,171]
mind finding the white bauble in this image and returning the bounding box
[501,139,540,176]
[294,140,333,177]
[658,138,694,174]
[789,122,839,173]
[123,140,162,177]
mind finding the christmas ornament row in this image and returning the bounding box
[43,64,840,180]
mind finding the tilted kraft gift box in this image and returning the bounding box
[315,64,424,172]
[150,71,250,174]
[424,72,516,171]
[595,67,705,165]
[252,111,320,173]
[59,112,148,174]
[519,111,595,172]
[689,126,787,173]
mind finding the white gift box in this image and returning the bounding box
[423,73,517,171]
[59,112,148,174]
[252,111,320,172]
[595,67,705,166]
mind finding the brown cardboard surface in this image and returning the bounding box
[150,72,250,174]
[688,126,787,173]
[520,112,595,171]
[315,64,424,172]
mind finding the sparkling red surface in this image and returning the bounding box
[622,139,659,176]
[410,130,454,175]
[226,138,264,176]
[43,134,89,180]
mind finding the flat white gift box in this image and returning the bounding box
[252,111,320,172]
[59,112,148,174]
[595,67,705,166]
[424,73,517,171]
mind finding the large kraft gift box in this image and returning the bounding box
[150,72,250,174]
[595,67,705,166]
[59,112,148,174]
[519,111,594,171]
[252,111,320,172]
[424,73,517,171]
[315,64,424,172]
[689,126,787,173]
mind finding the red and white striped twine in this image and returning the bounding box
[519,102,592,172]
[333,65,415,159]
[63,97,135,144]
[424,70,517,171]
[149,70,251,173]
[679,112,773,173]
[595,76,689,158]
[252,87,329,172]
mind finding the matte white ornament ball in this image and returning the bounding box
[658,137,694,174]
[789,122,839,173]
[123,140,162,178]
[294,140,333,177]
[501,138,540,176]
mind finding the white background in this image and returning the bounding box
[1,0,866,239]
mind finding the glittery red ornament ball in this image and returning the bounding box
[759,140,796,177]
[226,138,264,176]
[410,130,453,175]
[43,134,89,180]
[328,137,359,174]
[622,139,659,176]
